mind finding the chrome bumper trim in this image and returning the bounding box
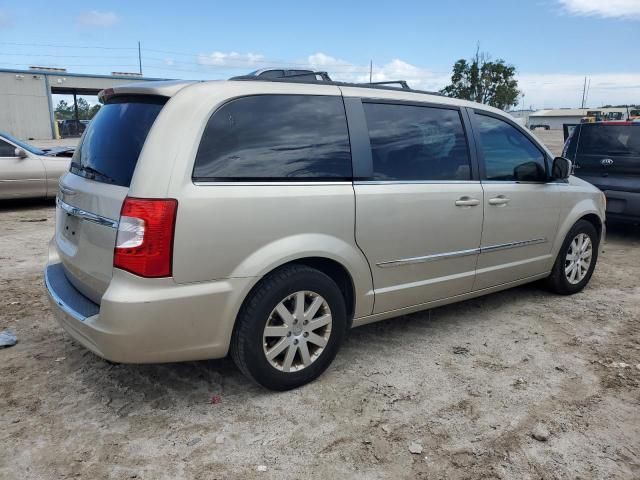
[56,197,119,229]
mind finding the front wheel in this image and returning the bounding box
[231,265,347,390]
[546,219,599,295]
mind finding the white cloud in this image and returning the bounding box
[557,0,640,19]
[77,10,119,27]
[307,52,449,92]
[307,52,639,109]
[198,51,264,67]
[518,72,640,108]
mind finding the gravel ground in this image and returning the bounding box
[1,131,639,479]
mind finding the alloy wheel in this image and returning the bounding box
[262,291,333,372]
[565,233,592,285]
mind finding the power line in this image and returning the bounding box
[0,41,137,50]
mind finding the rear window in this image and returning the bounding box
[578,125,640,156]
[193,95,352,181]
[70,96,166,187]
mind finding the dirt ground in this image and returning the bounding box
[1,132,639,479]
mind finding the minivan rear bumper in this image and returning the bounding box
[44,261,254,363]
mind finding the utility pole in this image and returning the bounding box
[584,78,591,107]
[369,60,373,83]
[138,41,143,75]
[580,76,587,108]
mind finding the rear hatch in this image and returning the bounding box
[56,95,166,303]
[573,123,640,193]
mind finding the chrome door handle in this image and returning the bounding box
[455,197,480,207]
[489,196,510,206]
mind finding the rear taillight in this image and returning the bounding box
[114,197,178,278]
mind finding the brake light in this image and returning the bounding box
[114,197,178,278]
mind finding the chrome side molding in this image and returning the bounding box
[377,248,479,268]
[377,238,547,268]
[480,237,547,253]
[56,197,119,229]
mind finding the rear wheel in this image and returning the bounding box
[231,265,347,390]
[547,220,599,295]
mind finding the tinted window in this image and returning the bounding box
[578,125,640,156]
[363,103,471,181]
[193,95,351,180]
[0,139,15,157]
[70,96,165,187]
[476,114,546,181]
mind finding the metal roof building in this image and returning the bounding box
[528,107,629,130]
[0,68,168,140]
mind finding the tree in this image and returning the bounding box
[440,47,520,110]
[54,100,74,120]
[88,104,102,119]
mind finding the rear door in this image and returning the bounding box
[56,96,166,303]
[351,99,484,314]
[572,123,640,194]
[0,138,46,199]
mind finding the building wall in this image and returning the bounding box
[0,69,167,140]
[528,116,583,130]
[0,72,51,139]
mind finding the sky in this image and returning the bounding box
[1,0,639,109]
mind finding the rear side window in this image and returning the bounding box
[476,114,547,182]
[0,139,15,157]
[71,96,166,187]
[363,102,471,181]
[193,95,352,180]
[578,125,640,156]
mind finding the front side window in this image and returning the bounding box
[476,114,547,182]
[193,95,352,180]
[363,103,471,181]
[0,139,15,157]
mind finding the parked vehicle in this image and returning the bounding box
[563,121,640,222]
[45,77,606,390]
[0,132,73,199]
[59,119,89,137]
[629,109,640,121]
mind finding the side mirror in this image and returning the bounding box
[552,156,572,180]
[15,147,28,159]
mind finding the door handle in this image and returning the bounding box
[489,195,510,206]
[455,197,480,207]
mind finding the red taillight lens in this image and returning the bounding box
[114,197,178,278]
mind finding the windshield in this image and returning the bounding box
[0,132,45,155]
[70,96,166,187]
[579,125,640,156]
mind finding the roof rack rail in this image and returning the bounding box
[230,73,443,96]
[365,80,410,90]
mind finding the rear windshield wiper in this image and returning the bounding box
[72,164,117,184]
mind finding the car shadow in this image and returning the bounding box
[0,198,55,212]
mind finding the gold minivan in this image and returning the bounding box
[45,78,605,390]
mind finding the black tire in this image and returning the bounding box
[546,219,599,295]
[230,264,347,390]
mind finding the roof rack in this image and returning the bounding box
[367,80,411,90]
[230,71,443,96]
